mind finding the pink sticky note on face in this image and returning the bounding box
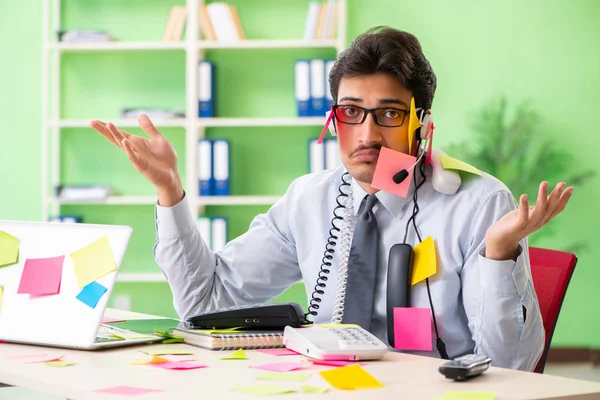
[17,256,64,296]
[257,349,300,356]
[152,361,207,370]
[8,353,63,363]
[393,308,432,351]
[308,360,366,367]
[371,147,417,198]
[250,362,306,372]
[94,386,163,396]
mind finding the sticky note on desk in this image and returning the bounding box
[221,348,248,360]
[94,386,163,396]
[438,153,481,176]
[17,256,64,296]
[76,281,107,308]
[437,391,496,399]
[45,361,74,367]
[300,384,328,394]
[256,372,311,382]
[0,231,19,267]
[152,361,207,370]
[231,385,296,395]
[393,307,432,351]
[256,348,299,356]
[371,147,417,198]
[319,364,384,390]
[141,348,194,356]
[250,362,306,372]
[411,236,437,285]
[70,236,116,288]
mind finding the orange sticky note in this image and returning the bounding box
[411,236,437,285]
[371,147,417,198]
[319,364,384,390]
[438,153,481,176]
[393,307,432,351]
[70,236,117,288]
[407,97,421,155]
[0,231,19,267]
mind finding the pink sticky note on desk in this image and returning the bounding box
[371,147,417,198]
[17,256,64,295]
[257,349,300,356]
[152,361,207,370]
[308,360,366,367]
[393,308,432,351]
[94,386,163,396]
[250,362,306,372]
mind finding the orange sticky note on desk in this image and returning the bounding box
[0,231,19,267]
[371,147,417,198]
[393,307,432,351]
[411,236,437,285]
[70,236,116,288]
[319,364,384,390]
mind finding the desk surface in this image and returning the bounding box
[1,308,599,400]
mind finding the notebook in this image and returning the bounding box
[173,328,284,350]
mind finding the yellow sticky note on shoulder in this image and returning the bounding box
[319,364,384,390]
[70,236,117,288]
[438,154,481,176]
[411,236,437,286]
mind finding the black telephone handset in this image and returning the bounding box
[186,302,311,330]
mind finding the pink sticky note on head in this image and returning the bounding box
[250,362,306,372]
[94,386,163,396]
[393,308,433,351]
[17,256,64,296]
[152,361,207,370]
[371,147,417,198]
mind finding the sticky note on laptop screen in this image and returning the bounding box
[70,236,117,288]
[0,231,19,267]
[17,256,64,295]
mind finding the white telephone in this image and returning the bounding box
[283,324,388,361]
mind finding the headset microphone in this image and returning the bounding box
[393,169,409,184]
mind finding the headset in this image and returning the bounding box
[308,102,451,360]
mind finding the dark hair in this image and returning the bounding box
[329,26,436,109]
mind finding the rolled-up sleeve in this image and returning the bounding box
[153,190,303,320]
[460,190,545,371]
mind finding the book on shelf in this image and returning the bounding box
[163,5,187,42]
[172,328,284,350]
[205,2,246,41]
[57,30,112,43]
[304,1,338,40]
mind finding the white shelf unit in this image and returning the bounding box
[42,0,347,282]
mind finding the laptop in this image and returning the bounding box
[0,220,162,350]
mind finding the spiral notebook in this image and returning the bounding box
[173,328,284,351]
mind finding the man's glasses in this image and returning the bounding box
[333,104,409,128]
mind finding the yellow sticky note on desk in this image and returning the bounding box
[438,154,481,176]
[70,236,117,288]
[221,348,248,360]
[319,364,384,390]
[411,236,437,286]
[0,231,19,267]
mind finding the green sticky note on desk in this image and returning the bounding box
[70,236,117,288]
[221,348,248,360]
[300,384,328,394]
[231,385,296,395]
[0,231,19,267]
[45,361,74,367]
[256,372,311,382]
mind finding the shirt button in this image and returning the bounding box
[503,274,511,281]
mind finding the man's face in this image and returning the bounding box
[335,73,413,185]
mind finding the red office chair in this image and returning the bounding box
[529,247,577,374]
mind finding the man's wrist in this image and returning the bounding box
[484,240,520,261]
[156,183,185,207]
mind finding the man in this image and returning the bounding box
[91,27,573,371]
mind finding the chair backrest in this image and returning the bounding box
[528,247,577,373]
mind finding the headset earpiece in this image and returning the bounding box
[415,109,433,141]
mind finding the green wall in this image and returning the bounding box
[1,0,598,348]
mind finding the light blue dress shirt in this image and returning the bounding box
[153,163,544,371]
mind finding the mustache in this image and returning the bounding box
[350,143,382,157]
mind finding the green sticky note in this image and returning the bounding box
[106,319,180,334]
[438,154,482,176]
[256,372,311,382]
[45,361,74,367]
[300,384,328,394]
[0,231,19,267]
[70,236,117,288]
[110,333,157,340]
[190,327,246,335]
[141,349,194,356]
[442,392,496,399]
[231,385,296,395]
[221,348,248,360]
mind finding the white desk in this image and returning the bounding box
[0,308,599,400]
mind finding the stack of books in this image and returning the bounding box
[199,3,245,41]
[295,59,336,117]
[173,328,284,350]
[303,1,338,40]
[198,139,230,196]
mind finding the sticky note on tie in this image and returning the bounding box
[393,307,432,351]
[407,97,421,155]
[17,256,64,295]
[231,385,296,395]
[221,348,248,360]
[372,147,417,198]
[76,281,107,308]
[438,153,481,176]
[319,364,384,390]
[0,231,19,267]
[70,236,117,288]
[411,236,437,285]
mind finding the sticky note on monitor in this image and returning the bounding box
[0,231,19,267]
[76,281,107,308]
[371,147,417,198]
[17,256,64,296]
[393,307,432,351]
[411,236,437,285]
[71,236,117,288]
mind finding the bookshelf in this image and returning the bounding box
[41,0,347,284]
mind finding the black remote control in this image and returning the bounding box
[438,354,492,381]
